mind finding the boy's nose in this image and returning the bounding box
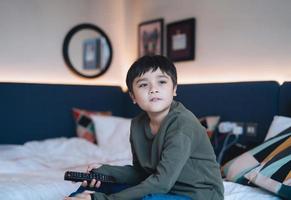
[149,82,160,94]
[150,90,158,94]
[149,86,159,94]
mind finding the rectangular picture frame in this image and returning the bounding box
[167,18,195,62]
[83,37,101,70]
[138,18,164,57]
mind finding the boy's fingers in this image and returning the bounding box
[86,166,92,173]
[87,167,97,172]
[81,180,88,187]
[89,179,96,187]
[87,163,100,172]
[95,180,101,188]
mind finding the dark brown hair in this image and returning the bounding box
[126,55,177,93]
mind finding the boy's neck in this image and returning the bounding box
[148,107,171,135]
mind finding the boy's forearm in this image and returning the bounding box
[95,164,145,185]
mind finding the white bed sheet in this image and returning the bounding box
[0,137,281,200]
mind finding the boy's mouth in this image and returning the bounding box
[150,97,161,102]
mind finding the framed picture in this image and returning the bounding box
[83,37,101,70]
[138,18,164,57]
[167,18,195,62]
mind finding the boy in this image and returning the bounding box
[65,55,224,200]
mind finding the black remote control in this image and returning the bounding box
[64,171,116,183]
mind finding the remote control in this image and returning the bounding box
[64,171,116,183]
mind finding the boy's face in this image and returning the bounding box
[130,68,177,116]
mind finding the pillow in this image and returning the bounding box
[91,115,131,152]
[221,126,291,185]
[265,115,291,141]
[244,137,291,199]
[72,108,111,144]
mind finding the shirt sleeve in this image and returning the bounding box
[94,164,144,185]
[92,131,193,200]
[93,119,148,185]
[93,130,147,185]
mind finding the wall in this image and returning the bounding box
[0,0,133,86]
[135,0,291,84]
[0,0,290,88]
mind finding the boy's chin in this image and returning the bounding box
[146,105,171,114]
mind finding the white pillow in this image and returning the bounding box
[265,115,291,141]
[91,115,131,151]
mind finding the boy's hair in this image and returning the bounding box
[126,55,177,93]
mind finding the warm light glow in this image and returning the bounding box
[0,64,123,88]
[175,63,291,86]
[1,63,290,92]
[0,79,121,87]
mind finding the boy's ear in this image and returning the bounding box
[173,85,177,96]
[129,92,137,104]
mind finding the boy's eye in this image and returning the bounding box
[159,80,167,84]
[138,83,148,88]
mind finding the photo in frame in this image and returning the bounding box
[138,18,164,57]
[83,37,101,70]
[167,18,195,62]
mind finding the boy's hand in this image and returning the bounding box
[64,191,93,200]
[81,163,102,188]
[86,163,100,172]
[81,179,101,188]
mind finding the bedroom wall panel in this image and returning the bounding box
[0,83,124,144]
[1,81,290,146]
[279,82,291,117]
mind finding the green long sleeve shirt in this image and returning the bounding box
[93,101,224,200]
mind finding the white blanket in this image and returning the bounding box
[0,138,280,200]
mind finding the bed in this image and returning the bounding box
[0,137,281,200]
[0,81,290,200]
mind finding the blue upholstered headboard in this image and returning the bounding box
[125,81,281,145]
[0,83,125,144]
[1,81,290,145]
[175,81,280,144]
[279,82,291,117]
